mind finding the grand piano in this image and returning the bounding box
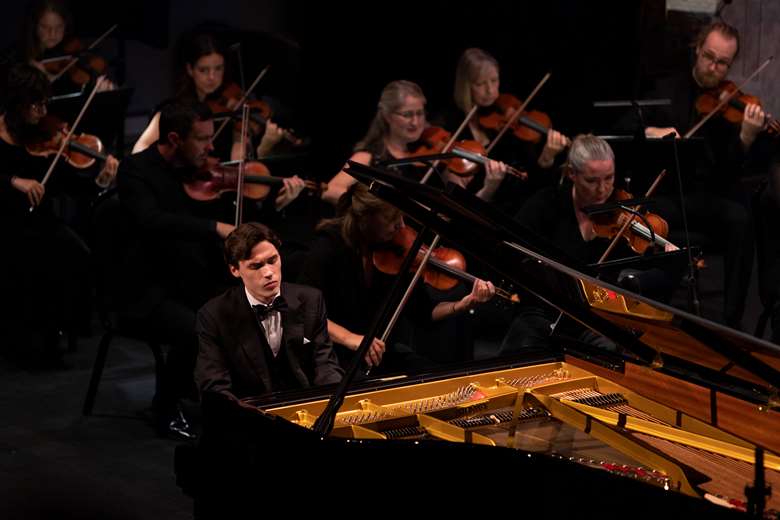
[179,162,780,518]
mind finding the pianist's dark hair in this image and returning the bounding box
[1,63,51,144]
[158,100,212,144]
[224,222,282,268]
[317,182,401,251]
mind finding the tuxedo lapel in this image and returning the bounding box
[228,287,273,392]
[280,284,309,387]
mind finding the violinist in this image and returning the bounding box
[0,63,113,366]
[117,100,237,439]
[435,48,568,210]
[322,80,436,206]
[132,32,291,167]
[21,0,116,94]
[504,135,680,353]
[635,20,763,329]
[299,183,496,373]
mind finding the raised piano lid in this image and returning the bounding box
[344,160,780,405]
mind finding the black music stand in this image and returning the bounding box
[48,86,134,158]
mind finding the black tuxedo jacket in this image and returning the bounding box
[195,282,343,400]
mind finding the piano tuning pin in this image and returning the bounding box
[651,351,664,369]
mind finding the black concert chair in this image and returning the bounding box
[82,189,165,416]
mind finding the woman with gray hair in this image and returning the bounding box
[321,80,431,206]
[501,134,681,354]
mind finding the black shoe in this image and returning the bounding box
[156,403,198,441]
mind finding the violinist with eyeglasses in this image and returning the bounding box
[627,20,767,330]
[0,63,115,366]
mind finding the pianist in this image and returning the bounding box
[195,222,343,401]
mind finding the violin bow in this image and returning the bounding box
[486,72,551,154]
[212,64,271,143]
[234,104,251,226]
[395,107,481,346]
[51,24,118,83]
[419,104,479,185]
[685,56,773,139]
[30,76,106,212]
[597,169,667,264]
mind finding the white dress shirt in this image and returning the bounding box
[245,288,283,357]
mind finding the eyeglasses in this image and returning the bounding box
[393,109,426,120]
[700,49,732,70]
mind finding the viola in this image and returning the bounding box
[478,93,563,144]
[411,126,527,179]
[25,115,104,169]
[695,80,780,135]
[372,226,519,303]
[183,156,325,201]
[208,83,303,146]
[590,189,675,254]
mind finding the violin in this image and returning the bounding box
[590,189,676,254]
[695,80,780,135]
[208,83,303,146]
[411,126,527,179]
[25,115,104,169]
[183,156,325,201]
[478,93,561,144]
[372,226,519,303]
[41,37,108,87]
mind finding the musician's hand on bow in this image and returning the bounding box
[12,177,45,206]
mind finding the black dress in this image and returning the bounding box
[0,137,92,358]
[297,222,439,373]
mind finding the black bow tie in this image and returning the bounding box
[252,296,288,320]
